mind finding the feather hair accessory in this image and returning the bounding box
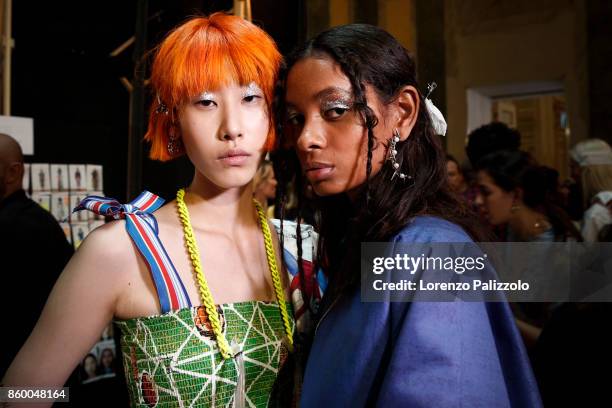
[424,82,447,136]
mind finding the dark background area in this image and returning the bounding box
[14,0,304,203]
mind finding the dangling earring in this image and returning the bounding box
[387,129,411,181]
[156,99,169,115]
[167,125,183,156]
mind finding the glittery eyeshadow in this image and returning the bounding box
[243,82,263,97]
[197,91,215,100]
[321,98,351,111]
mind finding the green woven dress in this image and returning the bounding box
[80,191,323,407]
[116,301,294,407]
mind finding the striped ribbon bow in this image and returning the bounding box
[74,191,191,314]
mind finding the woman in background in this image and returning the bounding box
[475,149,582,243]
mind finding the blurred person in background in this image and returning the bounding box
[570,138,612,242]
[466,122,522,240]
[475,150,581,243]
[446,154,479,212]
[0,133,73,377]
[253,160,277,217]
[532,142,612,406]
[97,348,115,376]
[475,149,582,352]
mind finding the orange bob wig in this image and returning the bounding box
[145,13,282,161]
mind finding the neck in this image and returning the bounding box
[183,171,257,230]
[345,183,367,205]
[509,206,550,240]
[1,185,20,201]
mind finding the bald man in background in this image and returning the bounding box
[0,133,73,377]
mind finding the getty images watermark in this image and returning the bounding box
[371,253,529,293]
[361,242,612,302]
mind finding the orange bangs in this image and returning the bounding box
[145,13,282,161]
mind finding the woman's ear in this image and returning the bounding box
[394,85,420,141]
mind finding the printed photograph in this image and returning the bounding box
[31,192,51,212]
[79,338,117,385]
[70,193,89,222]
[68,164,87,192]
[86,164,103,192]
[50,192,70,222]
[30,164,50,192]
[50,164,69,191]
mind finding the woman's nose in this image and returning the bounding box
[296,122,326,152]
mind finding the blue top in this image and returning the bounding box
[300,216,542,407]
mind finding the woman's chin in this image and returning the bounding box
[311,182,348,197]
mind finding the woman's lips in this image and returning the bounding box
[218,149,250,166]
[305,163,334,182]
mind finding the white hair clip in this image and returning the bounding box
[424,83,447,136]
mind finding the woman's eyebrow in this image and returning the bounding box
[316,87,351,100]
[284,86,351,110]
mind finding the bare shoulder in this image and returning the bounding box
[73,220,139,275]
[153,199,177,219]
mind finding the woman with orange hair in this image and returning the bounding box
[3,13,322,407]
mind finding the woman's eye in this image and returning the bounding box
[286,114,303,126]
[243,95,262,103]
[324,107,348,119]
[197,99,216,108]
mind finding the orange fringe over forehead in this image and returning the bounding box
[145,13,282,161]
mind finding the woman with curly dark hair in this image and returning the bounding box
[276,24,542,406]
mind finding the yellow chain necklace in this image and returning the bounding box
[175,188,293,359]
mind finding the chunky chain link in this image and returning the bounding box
[175,189,293,359]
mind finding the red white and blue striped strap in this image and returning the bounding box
[74,191,192,314]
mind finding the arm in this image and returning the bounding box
[1,222,128,404]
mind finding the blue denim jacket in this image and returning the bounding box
[300,216,542,407]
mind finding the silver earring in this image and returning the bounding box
[156,94,169,115]
[388,129,411,181]
[167,126,183,155]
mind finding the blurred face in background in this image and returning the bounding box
[446,160,466,192]
[254,164,277,200]
[101,349,114,368]
[475,170,516,225]
[83,355,97,378]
